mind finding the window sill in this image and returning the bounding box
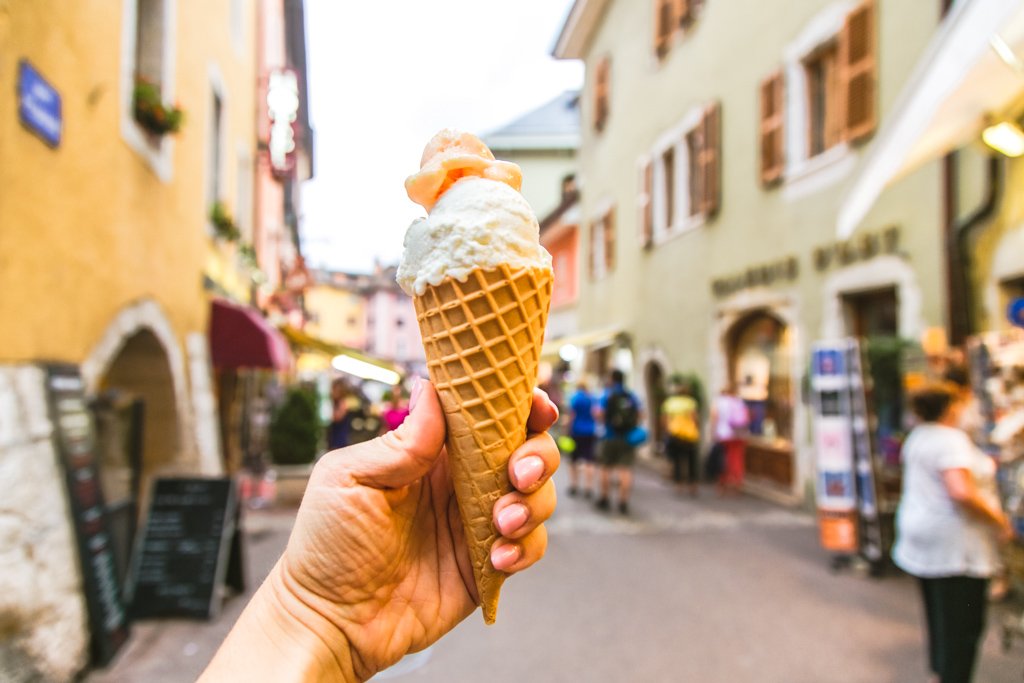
[121,116,174,182]
[782,142,854,201]
[652,212,706,247]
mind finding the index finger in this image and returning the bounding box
[527,387,559,434]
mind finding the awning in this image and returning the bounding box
[541,326,624,359]
[278,325,403,384]
[837,0,1024,238]
[209,298,293,370]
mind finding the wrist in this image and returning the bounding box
[201,559,359,683]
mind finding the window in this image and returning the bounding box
[803,43,840,158]
[136,0,165,89]
[121,0,175,179]
[208,90,223,207]
[594,57,610,133]
[761,0,876,187]
[647,101,720,241]
[590,208,615,280]
[653,0,706,59]
[662,147,676,226]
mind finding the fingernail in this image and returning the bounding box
[496,504,528,535]
[408,377,424,413]
[490,543,520,571]
[513,456,544,490]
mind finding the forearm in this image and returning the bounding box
[199,559,357,683]
[957,490,1007,530]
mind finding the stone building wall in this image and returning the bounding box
[0,365,89,681]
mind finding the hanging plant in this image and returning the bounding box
[210,201,241,242]
[132,77,184,136]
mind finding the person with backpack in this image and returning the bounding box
[661,376,700,497]
[596,368,643,514]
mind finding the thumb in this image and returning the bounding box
[343,378,447,490]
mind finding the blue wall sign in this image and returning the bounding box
[1009,297,1024,328]
[18,60,62,147]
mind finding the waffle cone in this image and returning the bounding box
[412,264,553,624]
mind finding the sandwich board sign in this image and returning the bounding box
[129,477,244,619]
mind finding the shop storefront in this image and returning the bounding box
[726,310,796,492]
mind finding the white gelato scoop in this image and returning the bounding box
[397,176,552,297]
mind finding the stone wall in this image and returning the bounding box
[0,365,89,681]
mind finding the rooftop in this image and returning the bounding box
[483,89,581,151]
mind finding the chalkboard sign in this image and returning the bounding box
[129,477,244,619]
[44,364,130,666]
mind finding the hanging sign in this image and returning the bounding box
[266,68,299,178]
[18,60,62,147]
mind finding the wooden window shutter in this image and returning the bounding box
[699,101,721,216]
[674,0,692,28]
[594,57,610,132]
[638,159,654,248]
[839,1,876,143]
[759,70,784,185]
[654,0,673,58]
[604,210,616,273]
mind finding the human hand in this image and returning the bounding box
[266,379,559,681]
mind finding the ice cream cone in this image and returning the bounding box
[412,263,553,624]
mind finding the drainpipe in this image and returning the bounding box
[948,154,1003,345]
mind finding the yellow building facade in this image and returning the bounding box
[0,1,259,677]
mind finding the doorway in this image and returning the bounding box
[726,311,794,489]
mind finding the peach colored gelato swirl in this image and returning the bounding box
[397,130,551,297]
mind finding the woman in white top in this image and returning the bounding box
[892,381,1013,683]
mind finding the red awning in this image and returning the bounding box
[209,298,293,370]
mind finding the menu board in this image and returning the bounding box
[44,364,129,666]
[129,477,244,619]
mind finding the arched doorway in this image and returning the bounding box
[93,329,180,584]
[725,310,794,490]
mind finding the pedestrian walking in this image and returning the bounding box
[326,378,356,450]
[567,380,598,498]
[892,380,1014,683]
[661,376,700,496]
[595,369,642,515]
[709,383,749,495]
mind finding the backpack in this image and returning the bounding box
[605,390,639,436]
[668,411,699,442]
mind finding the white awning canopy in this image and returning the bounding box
[836,0,1024,239]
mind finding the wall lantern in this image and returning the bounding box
[981,120,1024,157]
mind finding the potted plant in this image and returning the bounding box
[269,386,321,466]
[210,201,241,242]
[132,77,184,136]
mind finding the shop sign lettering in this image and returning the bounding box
[813,225,901,272]
[711,256,798,298]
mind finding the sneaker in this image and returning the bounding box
[568,486,578,497]
[619,501,630,515]
[584,489,593,500]
[595,497,610,512]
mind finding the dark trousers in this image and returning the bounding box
[918,576,989,683]
[665,437,698,485]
